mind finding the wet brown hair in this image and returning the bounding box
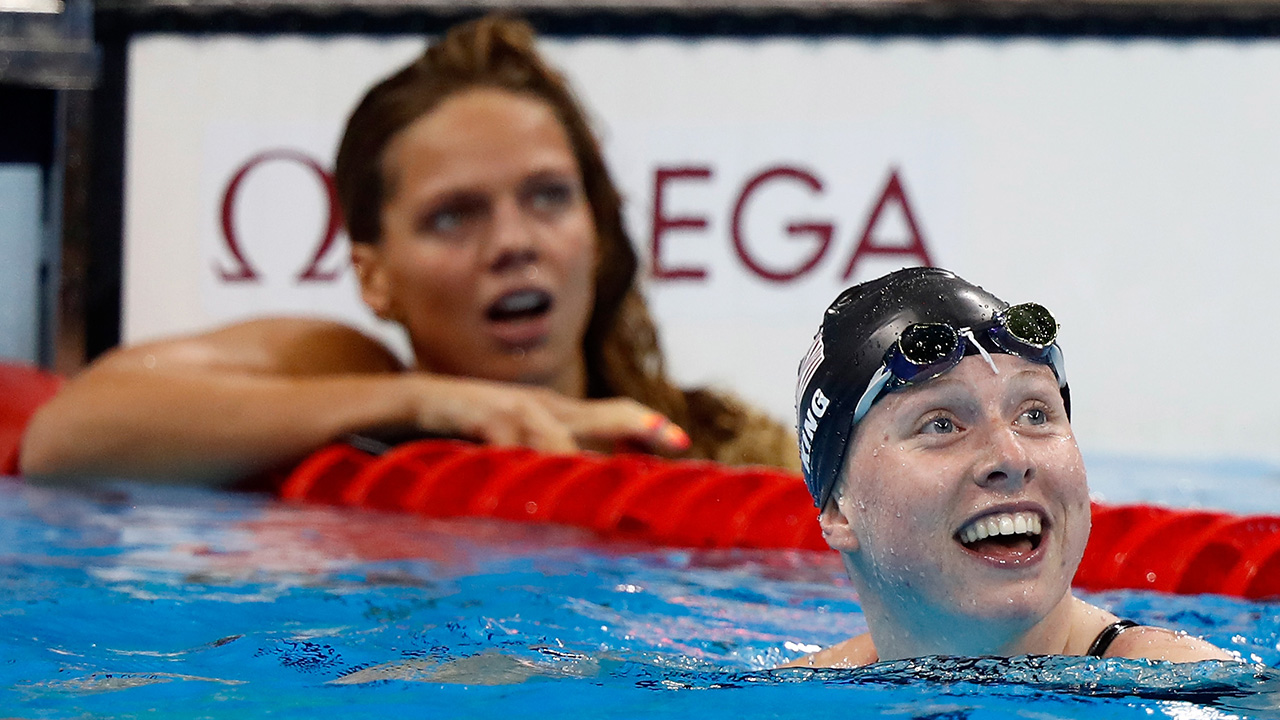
[334,15,797,469]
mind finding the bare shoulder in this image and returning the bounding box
[779,632,877,669]
[1109,625,1237,663]
[88,318,403,377]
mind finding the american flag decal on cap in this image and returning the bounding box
[796,329,824,414]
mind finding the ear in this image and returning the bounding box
[350,242,394,321]
[819,496,861,553]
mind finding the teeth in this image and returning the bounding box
[496,290,544,313]
[959,512,1043,545]
[489,290,552,321]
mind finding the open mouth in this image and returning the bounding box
[955,511,1044,560]
[487,289,553,323]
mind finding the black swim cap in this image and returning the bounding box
[794,267,1071,508]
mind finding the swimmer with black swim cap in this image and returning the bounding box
[785,267,1233,667]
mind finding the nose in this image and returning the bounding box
[973,423,1034,492]
[485,196,539,274]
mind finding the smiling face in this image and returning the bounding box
[821,353,1090,658]
[353,87,598,395]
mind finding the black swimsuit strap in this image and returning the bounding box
[1086,619,1139,658]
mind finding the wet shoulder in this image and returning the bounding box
[222,318,404,375]
[1106,625,1237,663]
[780,633,877,669]
[91,317,403,377]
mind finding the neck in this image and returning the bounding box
[851,568,1081,659]
[545,351,588,398]
[412,348,589,400]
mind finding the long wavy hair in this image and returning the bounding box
[334,15,795,467]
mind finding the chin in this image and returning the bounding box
[963,582,1065,625]
[464,338,564,378]
[506,350,573,388]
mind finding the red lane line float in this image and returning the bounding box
[0,360,1276,599]
[280,440,827,551]
[282,439,1280,600]
[0,362,63,476]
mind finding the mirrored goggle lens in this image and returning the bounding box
[1003,303,1058,349]
[891,323,962,381]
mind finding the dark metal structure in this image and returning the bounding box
[23,0,1280,367]
[0,0,96,371]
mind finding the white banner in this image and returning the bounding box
[126,34,1280,465]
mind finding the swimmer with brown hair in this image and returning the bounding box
[21,15,797,485]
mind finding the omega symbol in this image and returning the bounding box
[217,149,345,284]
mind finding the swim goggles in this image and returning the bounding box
[851,302,1068,424]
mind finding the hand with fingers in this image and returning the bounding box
[408,375,691,457]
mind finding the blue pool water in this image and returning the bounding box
[3,462,1280,719]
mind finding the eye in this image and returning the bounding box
[425,208,462,234]
[524,178,577,213]
[920,415,956,435]
[1021,406,1048,426]
[419,196,485,237]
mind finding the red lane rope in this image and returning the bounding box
[0,363,63,476]
[0,361,1275,600]
[281,440,826,551]
[282,439,1280,600]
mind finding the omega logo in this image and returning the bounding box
[217,149,345,284]
[216,150,935,286]
[649,166,934,283]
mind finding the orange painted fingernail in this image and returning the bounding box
[644,413,667,432]
[663,423,691,451]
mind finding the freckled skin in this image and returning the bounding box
[824,355,1092,659]
[784,352,1236,667]
[784,327,1237,668]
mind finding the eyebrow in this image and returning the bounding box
[896,367,1057,407]
[401,163,578,208]
[520,168,580,190]
[1003,367,1059,390]
[893,378,977,413]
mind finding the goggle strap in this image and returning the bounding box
[964,329,999,375]
[853,365,893,425]
[1048,344,1068,388]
